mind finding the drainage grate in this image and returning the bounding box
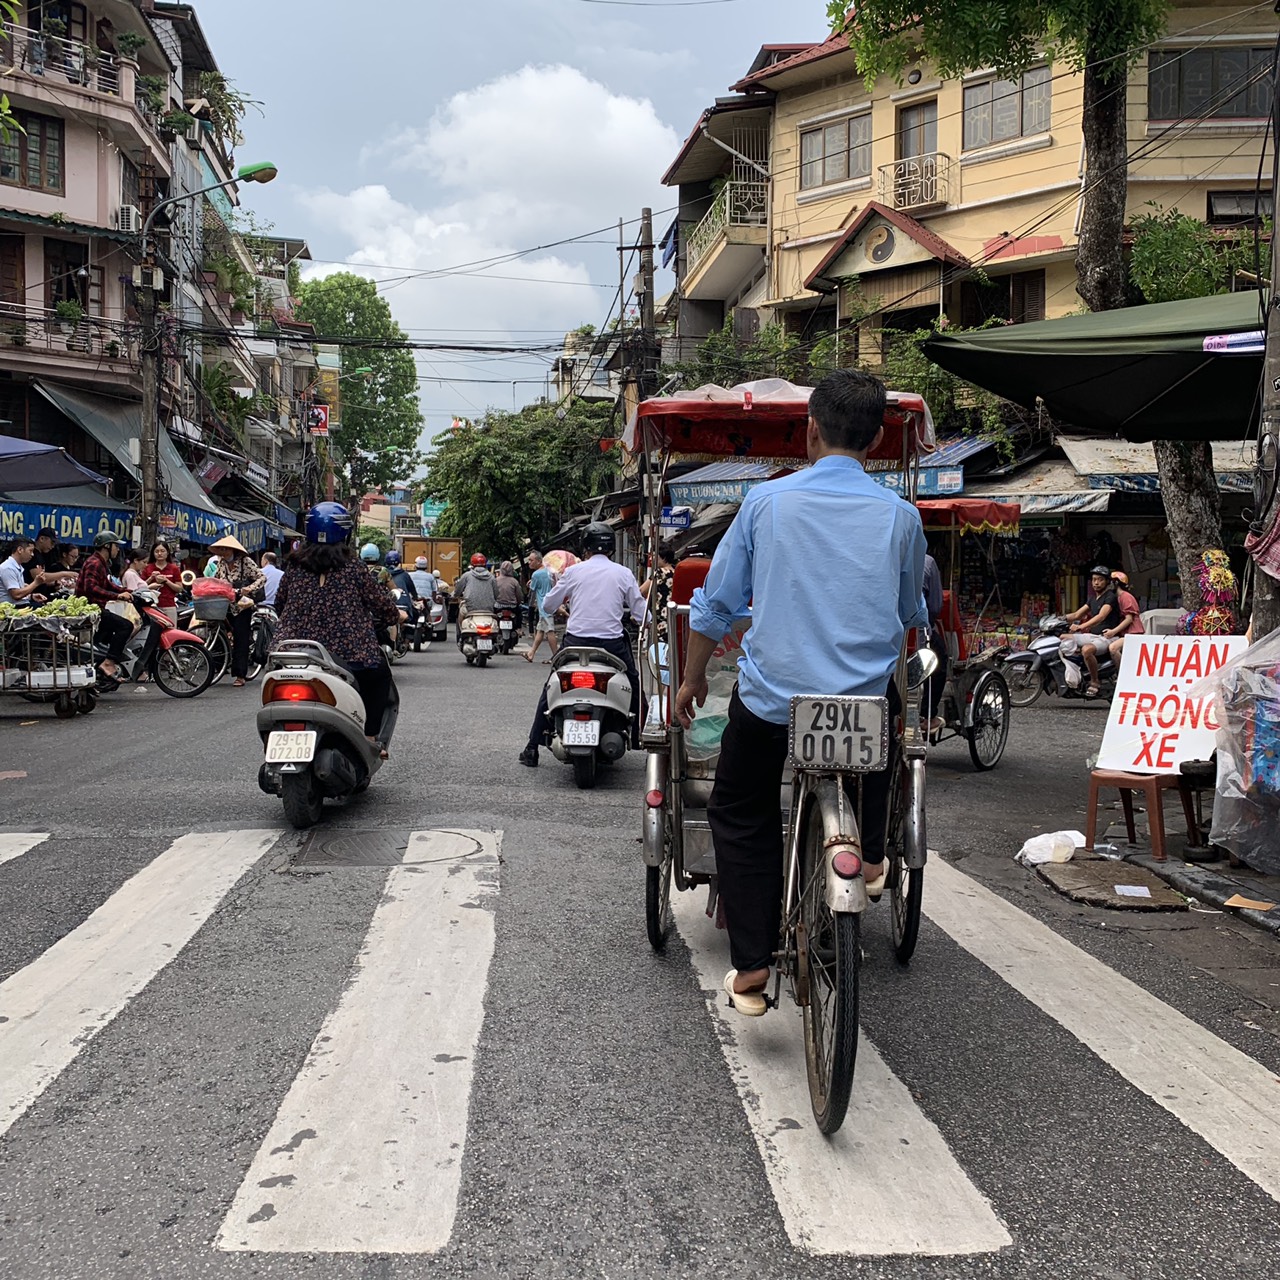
[294,828,411,867]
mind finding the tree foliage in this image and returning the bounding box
[294,274,424,495]
[357,524,391,554]
[1129,203,1267,304]
[420,401,618,558]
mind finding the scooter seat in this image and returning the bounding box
[550,646,628,674]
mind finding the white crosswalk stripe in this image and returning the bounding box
[217,829,501,1255]
[0,832,48,868]
[0,828,281,1139]
[672,890,1012,1257]
[924,856,1280,1204]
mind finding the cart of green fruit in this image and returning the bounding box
[0,596,102,717]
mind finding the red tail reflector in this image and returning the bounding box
[831,851,862,879]
[645,789,664,808]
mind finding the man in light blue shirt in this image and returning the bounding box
[676,370,926,1014]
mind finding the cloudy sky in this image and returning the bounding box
[196,0,831,445]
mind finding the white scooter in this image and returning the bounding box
[256,640,399,829]
[458,608,497,667]
[544,645,634,789]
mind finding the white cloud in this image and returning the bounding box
[298,65,679,437]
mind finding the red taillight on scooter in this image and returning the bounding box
[570,670,596,689]
[264,679,337,707]
[558,671,611,694]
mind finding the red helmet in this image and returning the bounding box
[470,553,487,567]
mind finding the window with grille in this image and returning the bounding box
[1207,190,1273,225]
[0,113,65,193]
[1148,46,1272,121]
[800,113,872,190]
[963,68,1051,151]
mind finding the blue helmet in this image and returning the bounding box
[384,550,401,568]
[359,542,382,563]
[305,501,354,545]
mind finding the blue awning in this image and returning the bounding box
[0,485,133,543]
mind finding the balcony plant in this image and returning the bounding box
[137,73,167,115]
[159,108,195,140]
[54,299,84,330]
[116,31,147,61]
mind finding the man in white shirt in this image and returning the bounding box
[1,538,48,606]
[518,523,646,766]
[259,551,285,607]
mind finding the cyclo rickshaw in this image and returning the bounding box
[916,498,1017,771]
[625,378,938,1134]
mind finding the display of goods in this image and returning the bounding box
[192,577,236,600]
[0,597,100,624]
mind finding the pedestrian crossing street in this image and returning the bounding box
[1,825,1278,1264]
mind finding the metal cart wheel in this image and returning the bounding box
[53,693,76,719]
[966,669,1011,770]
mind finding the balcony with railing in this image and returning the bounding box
[0,20,121,97]
[683,180,768,300]
[0,300,139,371]
[877,153,953,213]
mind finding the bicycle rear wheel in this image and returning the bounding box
[886,757,924,964]
[798,793,860,1135]
[204,624,231,685]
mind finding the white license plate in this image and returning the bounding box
[265,730,317,764]
[500,621,512,631]
[562,719,600,746]
[788,697,888,772]
[476,637,493,651]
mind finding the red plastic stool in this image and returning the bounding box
[1084,770,1200,861]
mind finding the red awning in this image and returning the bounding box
[624,379,935,465]
[918,498,1021,535]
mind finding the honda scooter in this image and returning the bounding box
[1001,614,1118,707]
[496,605,520,654]
[256,640,398,829]
[458,609,497,667]
[94,589,214,697]
[543,645,634,789]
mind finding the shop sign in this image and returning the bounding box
[871,468,963,497]
[1097,635,1247,773]
[660,505,693,531]
[308,405,330,437]
[246,460,271,488]
[0,497,132,543]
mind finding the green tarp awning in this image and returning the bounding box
[921,291,1264,442]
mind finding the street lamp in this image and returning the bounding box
[136,161,279,547]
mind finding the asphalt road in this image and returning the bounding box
[1,639,1278,1280]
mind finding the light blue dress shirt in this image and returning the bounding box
[690,454,928,724]
[543,556,647,639]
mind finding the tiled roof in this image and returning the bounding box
[730,33,851,92]
[805,201,970,292]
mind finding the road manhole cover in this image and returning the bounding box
[294,828,410,867]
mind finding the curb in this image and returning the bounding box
[1123,852,1280,938]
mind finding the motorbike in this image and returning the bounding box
[408,597,430,652]
[256,639,398,829]
[387,590,411,662]
[89,589,215,697]
[1001,614,1118,707]
[543,644,634,789]
[429,595,448,643]
[496,605,520,654]
[458,608,497,667]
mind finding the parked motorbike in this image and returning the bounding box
[458,608,496,667]
[95,590,214,697]
[544,645,634,789]
[1001,614,1118,707]
[256,640,398,829]
[496,605,520,654]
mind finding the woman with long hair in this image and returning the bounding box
[273,504,403,756]
[144,539,183,624]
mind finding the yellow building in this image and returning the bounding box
[662,6,1274,354]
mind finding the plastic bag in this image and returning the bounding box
[1185,625,1280,873]
[686,617,751,762]
[192,576,235,601]
[1016,830,1084,866]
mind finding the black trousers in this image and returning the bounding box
[228,606,253,679]
[708,686,897,974]
[925,629,949,720]
[526,631,641,748]
[351,661,393,738]
[96,610,131,663]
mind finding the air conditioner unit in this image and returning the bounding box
[118,204,142,234]
[131,264,164,291]
[185,120,203,147]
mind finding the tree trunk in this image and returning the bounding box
[1152,440,1222,614]
[1077,59,1130,313]
[1076,53,1223,610]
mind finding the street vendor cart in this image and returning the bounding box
[0,604,100,717]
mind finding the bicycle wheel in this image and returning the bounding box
[645,811,674,951]
[885,760,924,964]
[966,670,1011,771]
[205,624,231,685]
[245,618,268,681]
[798,793,859,1135]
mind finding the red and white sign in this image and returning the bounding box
[1096,635,1247,773]
[308,405,330,437]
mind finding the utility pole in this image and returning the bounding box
[638,206,657,399]
[138,269,161,549]
[1251,40,1280,638]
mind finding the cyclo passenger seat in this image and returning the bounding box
[937,589,967,663]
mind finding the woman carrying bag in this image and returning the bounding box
[209,535,266,687]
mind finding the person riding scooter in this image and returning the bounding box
[453,553,497,639]
[273,503,404,757]
[1059,565,1117,698]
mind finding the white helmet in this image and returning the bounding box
[415,556,429,569]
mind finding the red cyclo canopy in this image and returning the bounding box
[917,498,1021,535]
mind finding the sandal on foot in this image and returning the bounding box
[865,870,887,901]
[524,652,534,662]
[723,970,768,1017]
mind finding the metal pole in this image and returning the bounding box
[138,283,160,548]
[639,206,656,399]
[1251,44,1280,638]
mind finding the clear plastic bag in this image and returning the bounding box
[1185,625,1280,873]
[686,617,751,762]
